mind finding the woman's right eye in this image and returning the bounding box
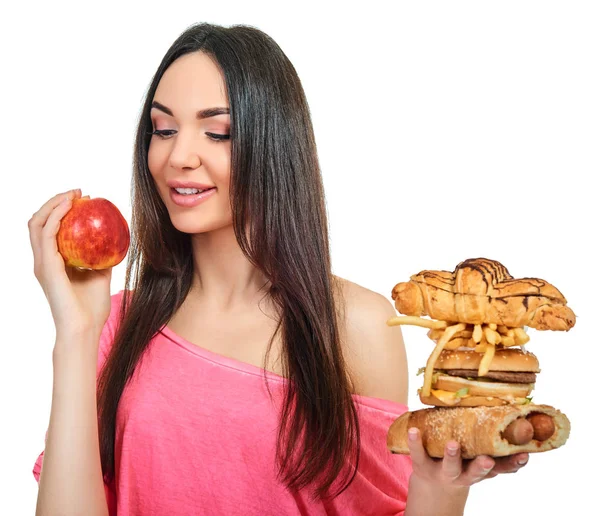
[151,129,176,139]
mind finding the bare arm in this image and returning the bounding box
[35,330,109,516]
[337,279,409,405]
[29,189,114,515]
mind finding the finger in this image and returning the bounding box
[490,453,529,475]
[41,195,75,246]
[462,455,495,485]
[406,428,431,471]
[29,189,81,230]
[29,189,81,258]
[441,441,463,480]
[37,196,77,277]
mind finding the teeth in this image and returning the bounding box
[175,187,201,195]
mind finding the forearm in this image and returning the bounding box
[404,475,469,516]
[36,330,108,516]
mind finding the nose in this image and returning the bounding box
[168,132,202,170]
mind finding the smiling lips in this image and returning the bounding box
[167,179,215,190]
[169,186,217,207]
[166,179,217,207]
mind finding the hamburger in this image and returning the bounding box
[421,347,540,407]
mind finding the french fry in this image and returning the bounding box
[507,329,515,338]
[386,316,449,330]
[445,337,471,350]
[452,330,473,340]
[484,327,501,345]
[514,327,530,345]
[497,325,510,335]
[501,336,516,347]
[475,334,488,353]
[422,323,467,397]
[473,324,483,344]
[445,339,462,350]
[478,343,496,376]
[488,323,497,331]
[427,329,445,341]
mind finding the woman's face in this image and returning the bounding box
[148,51,232,234]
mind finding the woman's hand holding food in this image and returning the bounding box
[407,427,529,488]
[404,428,529,515]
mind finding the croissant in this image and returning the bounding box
[391,258,575,330]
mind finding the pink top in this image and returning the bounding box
[33,290,412,515]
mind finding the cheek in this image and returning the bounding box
[206,151,232,189]
[147,145,162,178]
[217,168,231,190]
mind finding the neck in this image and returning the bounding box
[188,225,270,312]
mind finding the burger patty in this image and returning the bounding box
[444,369,537,384]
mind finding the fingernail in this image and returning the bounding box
[517,457,528,466]
[482,460,494,471]
[408,428,418,441]
[447,445,459,456]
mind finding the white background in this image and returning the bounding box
[1,1,598,514]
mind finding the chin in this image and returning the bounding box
[170,216,233,235]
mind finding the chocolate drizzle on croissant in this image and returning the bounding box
[392,258,575,330]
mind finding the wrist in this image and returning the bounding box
[53,327,102,360]
[405,474,469,516]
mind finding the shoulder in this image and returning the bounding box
[333,276,408,405]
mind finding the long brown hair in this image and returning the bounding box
[97,22,360,500]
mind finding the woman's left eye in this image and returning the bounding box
[206,132,230,142]
[151,129,176,139]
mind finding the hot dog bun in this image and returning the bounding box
[387,404,570,458]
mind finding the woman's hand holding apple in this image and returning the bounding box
[28,189,129,343]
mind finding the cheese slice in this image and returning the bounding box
[431,389,466,406]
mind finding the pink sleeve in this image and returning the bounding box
[324,395,413,516]
[32,290,126,498]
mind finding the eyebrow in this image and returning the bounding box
[151,101,230,119]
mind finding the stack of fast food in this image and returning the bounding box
[386,258,573,458]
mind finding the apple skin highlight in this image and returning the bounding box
[57,198,130,270]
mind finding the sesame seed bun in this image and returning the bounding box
[434,348,540,373]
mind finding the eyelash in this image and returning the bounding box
[150,129,230,142]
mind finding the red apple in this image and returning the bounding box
[57,197,130,270]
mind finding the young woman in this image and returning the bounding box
[30,23,529,515]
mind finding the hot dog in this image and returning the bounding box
[501,414,557,445]
[502,418,534,445]
[527,413,556,441]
